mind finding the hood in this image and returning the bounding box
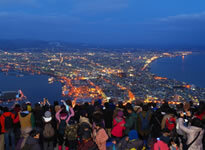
[160,135,170,144]
[20,111,29,117]
[79,116,91,126]
[26,136,38,145]
[115,117,123,123]
[2,112,13,117]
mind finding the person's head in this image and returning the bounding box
[128,130,139,140]
[66,99,72,107]
[22,103,27,111]
[43,111,52,122]
[191,118,203,128]
[104,102,109,109]
[54,101,59,106]
[161,128,170,137]
[142,105,149,111]
[170,137,180,147]
[29,129,40,139]
[80,110,88,118]
[3,107,9,112]
[95,121,103,129]
[126,105,133,114]
[118,101,124,108]
[117,110,124,118]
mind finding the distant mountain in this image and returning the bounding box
[0,39,93,52]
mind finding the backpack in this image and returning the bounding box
[58,117,68,135]
[43,123,55,139]
[165,117,175,131]
[4,114,13,131]
[139,112,149,131]
[65,123,78,141]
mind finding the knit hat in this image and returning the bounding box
[43,111,52,122]
[117,110,123,117]
[129,130,139,140]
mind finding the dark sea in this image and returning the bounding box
[0,72,62,105]
[150,52,205,88]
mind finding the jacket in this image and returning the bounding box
[111,117,125,137]
[178,118,204,150]
[137,111,152,137]
[0,112,18,133]
[124,112,138,135]
[153,140,170,150]
[161,114,174,130]
[94,128,108,150]
[77,139,97,150]
[118,138,144,150]
[18,111,35,129]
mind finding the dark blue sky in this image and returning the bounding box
[0,0,205,46]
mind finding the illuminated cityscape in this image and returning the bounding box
[0,50,204,105]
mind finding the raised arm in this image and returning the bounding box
[66,107,74,124]
[56,109,62,122]
[178,118,190,134]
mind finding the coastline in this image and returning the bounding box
[148,52,205,89]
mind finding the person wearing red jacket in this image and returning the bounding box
[111,110,125,142]
[0,107,18,150]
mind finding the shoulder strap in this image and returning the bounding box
[187,131,200,149]
[154,116,161,126]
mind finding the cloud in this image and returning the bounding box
[158,12,205,22]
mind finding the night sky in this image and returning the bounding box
[0,0,205,46]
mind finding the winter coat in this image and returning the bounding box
[17,111,35,129]
[124,112,138,135]
[111,117,125,137]
[103,107,113,129]
[93,128,109,150]
[117,137,144,150]
[161,114,174,130]
[23,136,41,150]
[153,140,170,150]
[178,118,204,150]
[137,111,152,137]
[0,112,17,133]
[77,139,97,150]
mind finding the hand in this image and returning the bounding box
[186,111,191,117]
[112,140,117,145]
[180,112,184,118]
[61,100,65,103]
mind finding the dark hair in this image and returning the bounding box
[29,129,40,137]
[95,121,104,128]
[54,101,59,106]
[3,107,9,112]
[142,105,148,111]
[104,102,109,109]
[80,110,88,117]
[22,103,27,111]
[170,136,180,147]
[126,103,133,111]
[66,100,72,107]
[191,118,203,128]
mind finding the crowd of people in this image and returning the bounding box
[0,98,205,150]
